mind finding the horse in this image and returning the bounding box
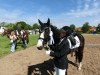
[2,29,13,38]
[20,30,29,48]
[36,18,85,70]
[2,29,20,40]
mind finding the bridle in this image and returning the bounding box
[38,27,50,44]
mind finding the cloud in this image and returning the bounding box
[64,8,100,18]
[0,0,100,28]
[14,6,52,25]
[93,0,99,8]
[0,8,24,22]
[63,0,100,18]
[0,4,52,25]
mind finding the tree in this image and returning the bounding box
[82,22,90,33]
[96,23,100,32]
[0,22,7,26]
[70,24,75,30]
[13,21,29,30]
[32,23,39,29]
[27,24,32,30]
[5,23,15,29]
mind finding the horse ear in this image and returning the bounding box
[47,18,50,25]
[38,19,43,26]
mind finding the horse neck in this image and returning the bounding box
[50,25,60,44]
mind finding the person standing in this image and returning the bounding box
[46,28,70,75]
[9,31,17,52]
[20,30,27,48]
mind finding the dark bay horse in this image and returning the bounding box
[36,18,85,70]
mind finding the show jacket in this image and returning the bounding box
[50,37,70,69]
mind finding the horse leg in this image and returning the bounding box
[77,47,84,71]
[75,51,78,64]
[27,37,29,44]
[76,34,85,71]
[22,38,25,48]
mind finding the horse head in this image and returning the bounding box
[37,18,54,50]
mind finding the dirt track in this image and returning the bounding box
[0,34,100,75]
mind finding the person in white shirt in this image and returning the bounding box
[9,31,17,52]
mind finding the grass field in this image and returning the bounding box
[0,35,38,57]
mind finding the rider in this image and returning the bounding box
[45,27,71,75]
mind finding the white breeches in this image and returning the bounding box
[54,67,66,75]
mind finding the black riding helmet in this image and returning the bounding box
[60,28,66,33]
[60,27,68,38]
[60,26,74,36]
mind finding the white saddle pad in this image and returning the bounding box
[67,36,80,49]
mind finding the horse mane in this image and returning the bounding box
[50,25,59,30]
[50,25,60,35]
[50,25,60,44]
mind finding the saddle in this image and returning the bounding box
[67,34,80,49]
[68,35,76,46]
[68,32,77,46]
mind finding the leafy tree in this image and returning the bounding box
[27,24,32,30]
[13,21,28,30]
[70,24,75,30]
[5,23,15,29]
[32,23,39,29]
[96,23,100,32]
[0,22,7,26]
[82,22,90,33]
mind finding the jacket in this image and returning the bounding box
[50,37,70,69]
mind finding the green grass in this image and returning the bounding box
[0,35,39,58]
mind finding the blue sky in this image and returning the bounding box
[0,0,100,28]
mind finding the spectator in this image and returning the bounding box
[9,31,17,52]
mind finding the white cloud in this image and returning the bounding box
[84,3,89,10]
[63,0,100,18]
[77,0,83,11]
[0,8,24,23]
[0,6,50,24]
[0,0,100,28]
[64,8,100,17]
[93,0,99,8]
[26,0,100,27]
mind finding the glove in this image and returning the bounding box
[46,50,51,55]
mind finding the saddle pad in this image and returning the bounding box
[67,36,80,49]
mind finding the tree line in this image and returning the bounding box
[0,21,39,30]
[0,21,100,33]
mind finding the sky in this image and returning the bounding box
[0,0,100,28]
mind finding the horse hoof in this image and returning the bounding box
[78,67,81,71]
